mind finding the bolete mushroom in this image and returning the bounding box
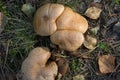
[33,3,88,51]
[20,47,58,80]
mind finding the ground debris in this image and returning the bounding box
[112,22,120,34]
[83,34,97,49]
[21,3,35,17]
[98,54,115,73]
[85,2,102,19]
[56,58,69,76]
[106,17,118,27]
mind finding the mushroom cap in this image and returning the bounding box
[50,30,84,51]
[57,7,88,33]
[21,47,58,80]
[40,61,58,80]
[33,3,64,36]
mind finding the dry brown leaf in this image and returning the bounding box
[98,54,115,73]
[83,35,97,49]
[56,58,69,76]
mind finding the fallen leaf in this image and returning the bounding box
[98,54,115,73]
[85,3,102,19]
[83,35,97,49]
[21,3,35,17]
[73,75,85,80]
[56,58,69,76]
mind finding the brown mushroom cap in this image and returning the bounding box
[33,3,64,36]
[21,47,58,80]
[57,7,88,33]
[50,30,84,51]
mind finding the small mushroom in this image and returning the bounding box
[33,3,64,36]
[83,35,97,49]
[50,30,84,51]
[20,47,58,80]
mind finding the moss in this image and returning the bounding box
[70,58,83,74]
[97,42,110,52]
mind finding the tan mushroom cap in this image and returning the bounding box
[50,30,84,51]
[57,7,88,33]
[33,3,64,36]
[21,47,58,80]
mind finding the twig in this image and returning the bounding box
[3,40,10,68]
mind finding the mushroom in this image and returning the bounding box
[33,3,64,36]
[51,6,88,51]
[20,47,58,80]
[56,7,88,33]
[50,30,84,51]
[33,3,88,51]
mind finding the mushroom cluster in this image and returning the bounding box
[20,47,58,80]
[33,3,88,51]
